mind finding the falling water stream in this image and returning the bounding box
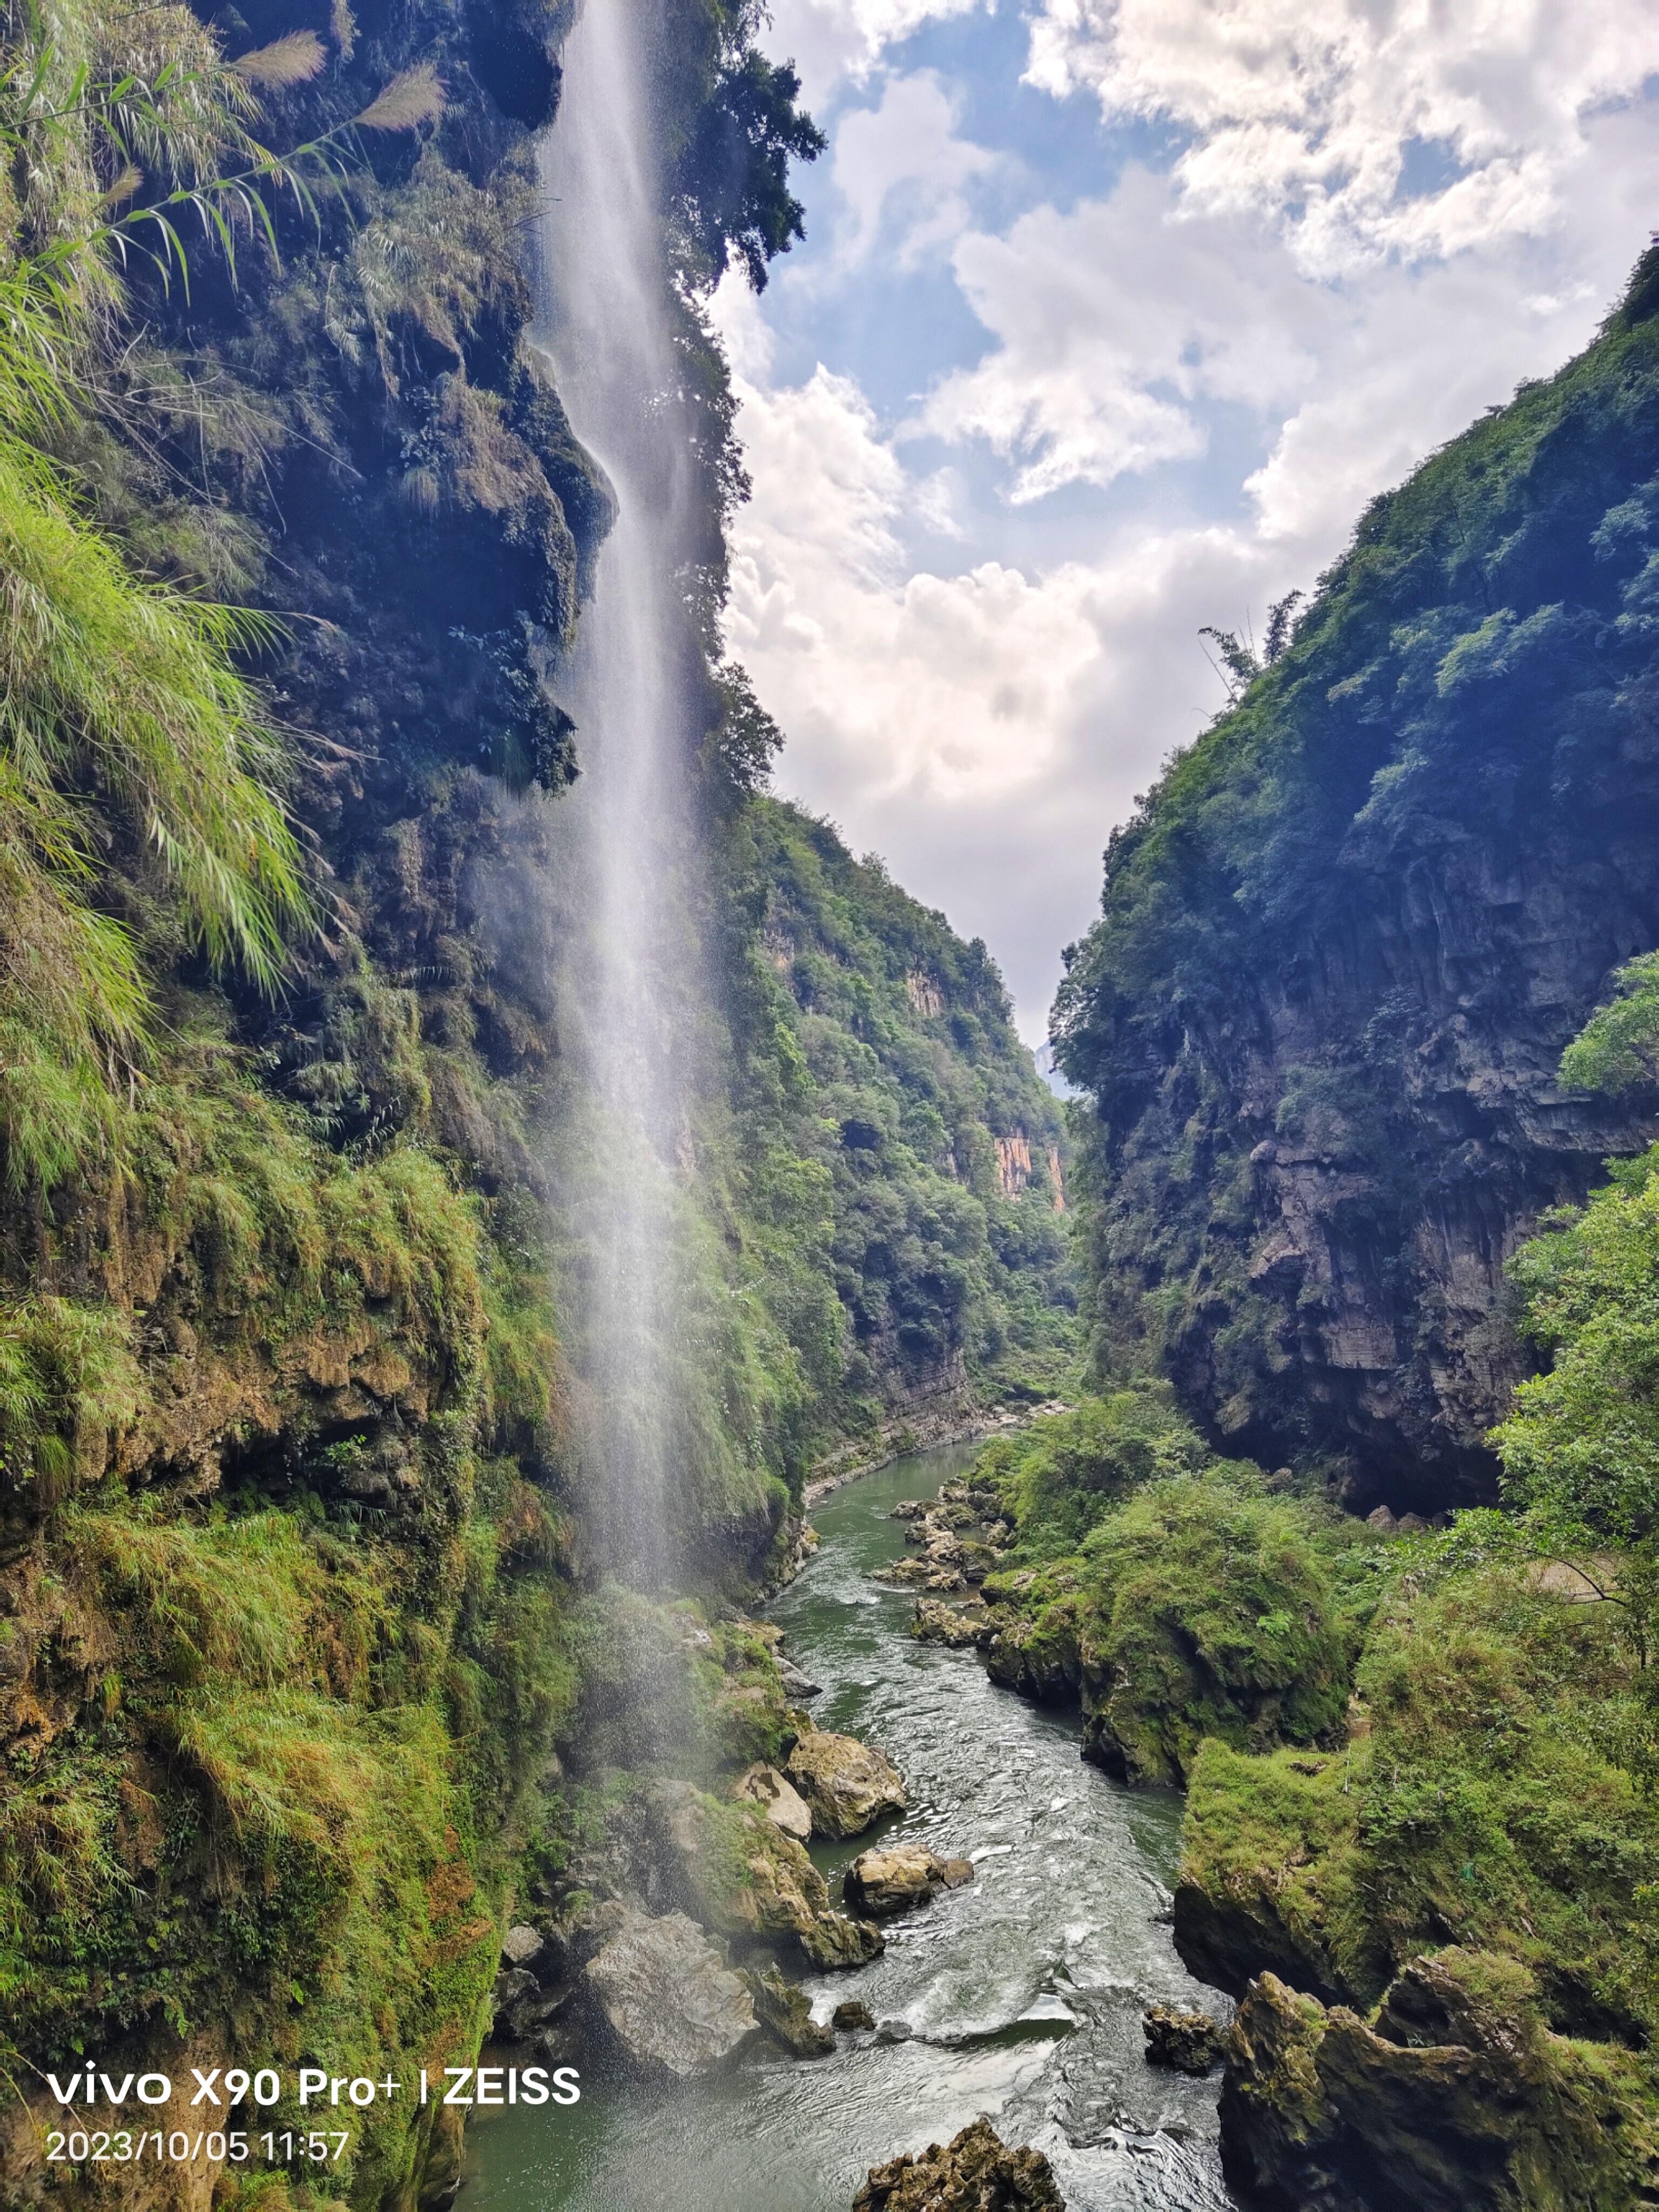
[461,1446,1238,2211]
[530,0,703,1583]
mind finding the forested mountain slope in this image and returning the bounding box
[1054,247,1659,1512]
[0,3,1072,2203]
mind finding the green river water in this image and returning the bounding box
[459,1444,1237,2211]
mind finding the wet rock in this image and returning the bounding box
[799,1909,885,1968]
[844,1844,967,1919]
[1219,1954,1657,2212]
[777,1655,822,1701]
[912,1598,993,1648]
[1143,2002,1222,2074]
[640,1779,830,1946]
[491,1966,538,2020]
[582,1906,756,2078]
[852,2118,1064,2212]
[786,1730,906,1839]
[732,1760,814,1841]
[501,1923,545,1970]
[833,2000,876,2032]
[503,1982,571,2044]
[891,1499,927,1520]
[745,1964,834,2058]
[939,1857,974,1887]
[872,1556,932,1586]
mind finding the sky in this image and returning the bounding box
[713,0,1659,1044]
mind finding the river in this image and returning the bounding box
[460,1444,1237,2211]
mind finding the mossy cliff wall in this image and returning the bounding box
[0,3,1072,2205]
[1054,252,1659,1513]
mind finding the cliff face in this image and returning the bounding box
[1055,252,1659,1512]
[0,6,1070,2200]
[738,799,1073,1426]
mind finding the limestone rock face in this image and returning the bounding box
[852,2120,1064,2212]
[984,1608,1082,1704]
[1173,1874,1348,2010]
[786,1730,906,1838]
[583,1907,757,2078]
[1142,2002,1222,2074]
[1219,1957,1659,2212]
[844,1844,972,1918]
[732,1760,813,1841]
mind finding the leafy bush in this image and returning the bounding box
[975,1394,1380,1780]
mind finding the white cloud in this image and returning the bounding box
[831,71,1001,269]
[716,96,1659,1035]
[719,364,1102,810]
[916,165,1325,500]
[1024,0,1659,276]
[764,0,984,103]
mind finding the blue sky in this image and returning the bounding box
[715,0,1659,1040]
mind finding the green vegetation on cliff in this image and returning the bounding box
[1053,243,1659,1508]
[0,2,1073,2203]
[723,798,1074,1440]
[1159,961,1659,2204]
[961,1397,1377,1784]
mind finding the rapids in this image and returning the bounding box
[461,1443,1237,2211]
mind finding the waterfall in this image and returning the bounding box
[533,0,703,1587]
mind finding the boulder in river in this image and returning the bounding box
[912,1598,993,1648]
[833,1999,875,2032]
[786,1730,906,1838]
[799,1908,886,1968]
[777,1654,823,1700]
[745,1964,834,2058]
[732,1761,813,1842]
[852,2119,1064,2212]
[1142,2001,1221,2073]
[583,1907,757,2078]
[844,1844,972,1918]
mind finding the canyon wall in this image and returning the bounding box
[1055,249,1659,1512]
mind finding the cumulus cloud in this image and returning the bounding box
[832,71,1002,269]
[917,165,1326,500]
[718,359,1102,809]
[1024,0,1659,275]
[765,0,983,101]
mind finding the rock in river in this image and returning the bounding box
[852,2119,1064,2211]
[1220,1952,1656,2212]
[732,1760,814,1842]
[745,1964,834,2058]
[786,1730,906,1839]
[798,1909,885,1968]
[583,1907,756,2078]
[844,1844,973,1918]
[1142,2001,1221,2073]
